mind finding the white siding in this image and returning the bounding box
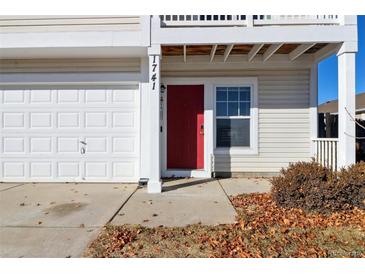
[0,58,141,73]
[0,16,141,32]
[215,70,311,173]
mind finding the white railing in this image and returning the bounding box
[160,15,339,27]
[254,15,339,26]
[312,138,339,171]
[160,15,247,27]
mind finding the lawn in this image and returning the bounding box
[84,193,365,258]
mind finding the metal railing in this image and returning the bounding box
[160,15,339,27]
[312,138,339,171]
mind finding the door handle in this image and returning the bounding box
[200,124,204,135]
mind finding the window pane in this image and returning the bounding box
[216,88,227,101]
[240,102,250,116]
[228,89,239,101]
[217,119,250,147]
[239,87,251,101]
[216,102,227,116]
[228,102,239,116]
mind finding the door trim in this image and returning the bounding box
[161,77,259,178]
[161,78,213,178]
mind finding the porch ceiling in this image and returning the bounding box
[161,43,329,62]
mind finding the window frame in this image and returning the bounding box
[214,80,258,155]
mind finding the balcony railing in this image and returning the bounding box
[312,138,339,171]
[160,15,339,27]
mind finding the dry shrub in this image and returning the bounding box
[271,161,365,213]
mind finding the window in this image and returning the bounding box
[216,86,252,148]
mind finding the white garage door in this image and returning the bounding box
[0,86,140,182]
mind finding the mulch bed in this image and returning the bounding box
[84,193,365,258]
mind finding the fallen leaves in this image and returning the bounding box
[84,193,365,258]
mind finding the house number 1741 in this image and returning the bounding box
[151,55,158,91]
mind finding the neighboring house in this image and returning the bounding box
[319,92,365,119]
[318,92,365,162]
[0,15,358,193]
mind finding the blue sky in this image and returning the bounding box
[318,15,365,104]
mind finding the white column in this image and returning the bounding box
[310,63,318,157]
[337,51,356,167]
[147,45,162,193]
[139,58,151,179]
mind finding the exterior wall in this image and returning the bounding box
[0,58,141,73]
[162,68,311,174]
[0,16,141,32]
[216,70,311,173]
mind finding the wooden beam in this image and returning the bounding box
[248,44,264,62]
[263,43,283,61]
[314,43,340,63]
[223,44,234,62]
[210,44,218,63]
[183,45,187,63]
[289,43,316,61]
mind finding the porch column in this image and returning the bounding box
[337,50,356,167]
[310,63,318,156]
[147,45,162,193]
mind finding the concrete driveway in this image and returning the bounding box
[0,177,271,257]
[0,183,137,258]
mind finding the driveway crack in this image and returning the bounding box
[106,186,138,224]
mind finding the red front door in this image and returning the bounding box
[167,85,204,169]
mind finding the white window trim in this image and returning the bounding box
[214,80,258,155]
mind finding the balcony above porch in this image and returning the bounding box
[160,15,341,28]
[153,15,357,56]
[152,15,358,66]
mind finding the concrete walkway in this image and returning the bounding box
[0,177,271,257]
[112,177,271,227]
[0,183,137,258]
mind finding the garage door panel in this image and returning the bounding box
[2,90,25,104]
[30,162,52,178]
[57,89,81,104]
[85,112,108,128]
[57,137,80,153]
[112,112,135,128]
[3,162,25,178]
[113,161,136,178]
[0,87,140,183]
[85,137,108,153]
[2,112,26,128]
[57,112,81,128]
[85,89,107,103]
[30,89,52,103]
[30,137,52,153]
[3,137,25,154]
[112,89,136,104]
[57,162,81,178]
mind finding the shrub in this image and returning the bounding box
[271,161,365,213]
[336,162,365,209]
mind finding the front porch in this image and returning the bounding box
[143,15,357,193]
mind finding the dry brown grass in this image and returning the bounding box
[84,193,365,258]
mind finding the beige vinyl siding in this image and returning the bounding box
[215,70,311,173]
[162,69,311,173]
[0,58,141,73]
[0,16,141,32]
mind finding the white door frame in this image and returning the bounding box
[161,78,214,178]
